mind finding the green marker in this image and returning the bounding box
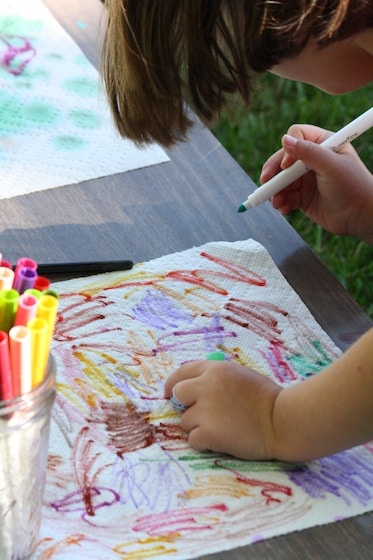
[24,288,42,299]
[207,351,226,361]
[42,289,59,299]
[0,289,19,332]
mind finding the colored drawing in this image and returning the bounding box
[32,240,372,559]
[0,0,169,199]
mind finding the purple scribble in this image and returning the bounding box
[205,313,226,352]
[131,289,194,330]
[113,448,192,512]
[51,486,120,522]
[287,450,373,506]
[155,324,237,354]
[251,534,265,543]
[0,35,36,76]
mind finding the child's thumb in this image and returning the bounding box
[282,134,337,175]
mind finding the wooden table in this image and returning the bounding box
[1,1,372,558]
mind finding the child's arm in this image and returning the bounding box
[261,124,373,244]
[271,327,373,461]
[164,328,373,461]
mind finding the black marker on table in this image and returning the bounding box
[37,260,134,276]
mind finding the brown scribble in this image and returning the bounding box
[97,401,156,458]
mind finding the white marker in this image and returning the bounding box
[238,107,373,212]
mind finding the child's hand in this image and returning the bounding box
[164,360,282,460]
[260,124,373,243]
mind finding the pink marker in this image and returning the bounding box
[9,325,32,396]
[0,331,13,401]
[14,293,38,327]
[15,257,37,276]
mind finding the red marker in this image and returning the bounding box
[0,331,14,401]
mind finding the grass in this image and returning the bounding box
[212,74,373,319]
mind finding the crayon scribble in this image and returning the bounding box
[34,240,372,559]
[287,449,373,506]
[51,427,120,521]
[0,35,36,75]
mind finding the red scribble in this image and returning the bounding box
[167,251,266,296]
[55,293,119,342]
[216,460,292,505]
[224,298,289,346]
[84,250,267,299]
[263,341,298,383]
[156,422,189,451]
[201,251,266,286]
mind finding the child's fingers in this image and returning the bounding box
[280,152,296,169]
[260,147,284,184]
[164,360,207,397]
[187,426,210,452]
[169,378,199,411]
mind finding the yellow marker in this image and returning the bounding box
[37,294,58,364]
[27,317,48,387]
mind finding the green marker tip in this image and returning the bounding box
[237,204,247,213]
[207,351,226,361]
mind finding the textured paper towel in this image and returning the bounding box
[0,0,169,199]
[29,239,372,560]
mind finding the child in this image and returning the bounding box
[101,0,373,461]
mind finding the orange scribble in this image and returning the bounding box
[180,473,254,500]
[36,534,86,559]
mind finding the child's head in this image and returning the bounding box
[101,0,372,146]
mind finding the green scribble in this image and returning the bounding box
[24,101,59,125]
[46,52,64,61]
[178,454,304,472]
[75,21,87,30]
[68,109,100,129]
[287,340,333,377]
[74,54,91,67]
[0,95,24,133]
[0,15,43,36]
[54,135,86,150]
[27,68,50,80]
[63,77,97,97]
[0,94,58,132]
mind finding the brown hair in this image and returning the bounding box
[101,0,372,147]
